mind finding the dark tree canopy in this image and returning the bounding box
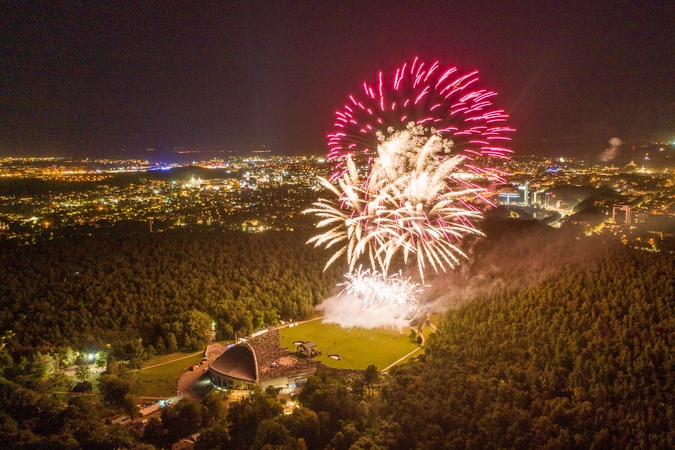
[0,229,344,356]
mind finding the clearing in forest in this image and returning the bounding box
[279,320,418,370]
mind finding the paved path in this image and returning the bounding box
[177,343,226,399]
[427,313,438,332]
[275,316,325,329]
[130,351,203,372]
[380,326,425,373]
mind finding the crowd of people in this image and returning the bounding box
[259,358,317,381]
[247,329,318,381]
[247,329,288,367]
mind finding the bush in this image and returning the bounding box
[72,380,92,392]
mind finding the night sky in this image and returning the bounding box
[2,1,674,158]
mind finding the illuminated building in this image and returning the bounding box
[208,330,317,391]
[612,205,632,226]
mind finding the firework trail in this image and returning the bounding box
[327,57,513,182]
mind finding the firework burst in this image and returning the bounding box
[306,125,484,281]
[309,58,513,328]
[339,267,423,319]
[327,57,513,182]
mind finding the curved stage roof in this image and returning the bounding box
[209,345,257,382]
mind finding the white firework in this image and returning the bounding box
[339,267,422,318]
[306,125,483,281]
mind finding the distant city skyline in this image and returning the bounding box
[2,1,674,158]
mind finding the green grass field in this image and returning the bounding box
[280,320,418,370]
[136,354,204,397]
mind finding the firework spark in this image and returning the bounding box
[318,267,424,329]
[310,59,513,328]
[306,125,484,281]
[340,267,422,316]
[327,58,513,182]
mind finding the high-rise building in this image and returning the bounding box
[517,181,530,205]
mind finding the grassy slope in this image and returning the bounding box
[136,354,204,397]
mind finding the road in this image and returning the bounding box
[176,342,227,399]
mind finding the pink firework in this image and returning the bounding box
[327,57,514,181]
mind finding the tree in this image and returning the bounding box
[98,374,139,407]
[74,353,86,367]
[202,390,227,426]
[122,393,140,418]
[228,388,284,449]
[155,336,166,354]
[75,364,91,382]
[216,321,234,341]
[106,356,120,375]
[182,310,212,351]
[265,385,280,398]
[195,425,230,450]
[161,398,206,441]
[281,407,322,449]
[166,333,178,352]
[111,339,147,369]
[363,365,380,387]
[350,377,365,398]
[94,352,107,369]
[251,419,291,449]
[72,380,92,392]
[143,416,164,443]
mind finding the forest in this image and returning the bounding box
[1,221,675,448]
[186,225,675,449]
[364,244,675,449]
[0,228,345,358]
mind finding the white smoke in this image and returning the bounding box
[317,293,414,330]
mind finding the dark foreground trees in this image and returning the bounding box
[196,242,675,449]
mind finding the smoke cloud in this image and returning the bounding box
[317,292,414,330]
[421,219,613,314]
[315,219,614,330]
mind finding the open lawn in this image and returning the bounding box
[280,320,418,370]
[136,354,204,397]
